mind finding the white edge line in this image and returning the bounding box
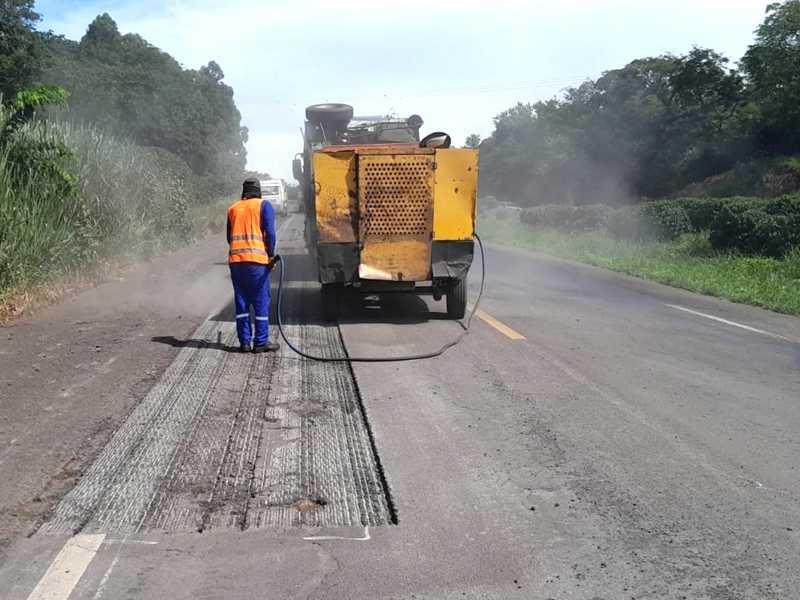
[91,554,120,600]
[26,533,105,600]
[665,304,793,342]
[303,525,370,542]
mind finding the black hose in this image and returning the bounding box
[275,234,486,362]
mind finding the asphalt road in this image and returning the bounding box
[1,212,799,599]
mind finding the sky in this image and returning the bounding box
[37,0,772,180]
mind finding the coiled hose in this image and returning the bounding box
[274,234,486,362]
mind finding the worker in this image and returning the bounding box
[227,178,279,353]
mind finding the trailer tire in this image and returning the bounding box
[305,103,353,123]
[321,283,340,322]
[446,276,467,319]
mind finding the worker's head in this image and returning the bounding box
[241,178,261,199]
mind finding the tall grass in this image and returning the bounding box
[60,123,194,257]
[0,105,200,302]
[0,116,92,292]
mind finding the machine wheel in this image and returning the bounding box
[446,276,467,319]
[321,283,340,322]
[305,103,353,123]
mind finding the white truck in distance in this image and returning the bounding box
[260,179,287,215]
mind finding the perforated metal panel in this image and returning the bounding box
[359,156,433,238]
[358,155,434,281]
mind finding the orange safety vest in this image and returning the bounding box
[228,198,270,265]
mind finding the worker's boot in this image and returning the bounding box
[239,344,251,353]
[253,342,279,353]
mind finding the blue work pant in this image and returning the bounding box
[229,262,271,347]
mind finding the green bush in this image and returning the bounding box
[639,202,693,239]
[521,204,610,231]
[570,205,611,231]
[519,202,692,242]
[516,196,800,257]
[520,202,691,240]
[708,196,800,257]
[606,206,670,241]
[669,197,725,231]
[671,232,716,257]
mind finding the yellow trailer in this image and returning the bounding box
[292,104,478,320]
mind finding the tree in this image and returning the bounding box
[244,170,271,181]
[80,13,121,56]
[665,47,749,183]
[200,61,224,83]
[0,1,43,102]
[3,85,68,137]
[742,0,800,152]
[0,84,75,199]
[41,15,247,180]
[478,47,753,204]
[464,134,481,148]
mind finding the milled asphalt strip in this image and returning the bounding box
[94,334,229,532]
[43,217,295,534]
[41,319,220,533]
[39,212,390,537]
[40,315,390,534]
[23,217,305,597]
[666,304,794,342]
[25,534,105,600]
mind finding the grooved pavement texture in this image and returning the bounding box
[42,304,391,534]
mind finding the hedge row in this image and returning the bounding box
[706,197,800,257]
[518,196,800,257]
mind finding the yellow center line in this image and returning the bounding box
[471,307,526,340]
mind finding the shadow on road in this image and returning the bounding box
[337,291,450,325]
[150,335,240,353]
[157,247,452,344]
[207,250,450,327]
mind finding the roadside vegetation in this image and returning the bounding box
[479,205,800,315]
[472,2,800,315]
[0,99,225,319]
[473,1,800,205]
[42,13,247,185]
[0,2,244,318]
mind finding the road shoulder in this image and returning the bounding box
[0,236,231,560]
[483,241,800,341]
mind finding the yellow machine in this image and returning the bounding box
[292,103,478,320]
